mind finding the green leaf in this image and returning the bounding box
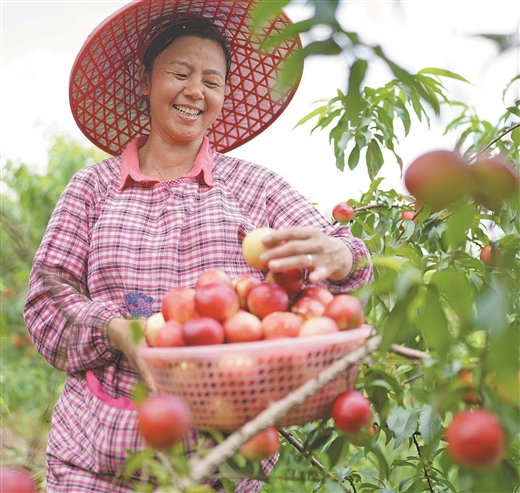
[294,105,328,129]
[347,143,361,171]
[431,268,473,329]
[487,322,520,406]
[132,381,148,405]
[474,282,509,336]
[419,405,442,444]
[130,320,144,343]
[474,32,520,53]
[321,481,348,492]
[344,59,368,125]
[366,139,384,180]
[418,67,470,83]
[387,407,419,448]
[250,0,291,28]
[416,287,450,358]
[502,74,520,101]
[444,203,475,249]
[511,126,520,148]
[506,105,520,118]
[326,435,349,468]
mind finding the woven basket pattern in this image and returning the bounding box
[69,0,302,155]
[138,327,372,432]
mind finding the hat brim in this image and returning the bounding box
[69,0,302,156]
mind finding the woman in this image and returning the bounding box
[24,1,373,492]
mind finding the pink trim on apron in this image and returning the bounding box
[86,371,136,411]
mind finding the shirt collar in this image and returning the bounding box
[119,135,214,190]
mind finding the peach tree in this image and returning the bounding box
[252,2,520,492]
[119,3,519,492]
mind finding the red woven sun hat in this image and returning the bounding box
[69,0,303,156]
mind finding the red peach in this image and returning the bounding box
[195,283,240,321]
[261,311,302,339]
[299,316,339,337]
[195,269,233,288]
[332,202,355,223]
[223,310,263,343]
[247,282,290,319]
[162,287,197,324]
[183,316,225,346]
[300,285,334,307]
[267,268,305,297]
[324,294,365,330]
[234,275,262,309]
[154,320,184,348]
[291,296,326,319]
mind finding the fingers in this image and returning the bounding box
[261,227,316,248]
[134,350,158,395]
[258,228,351,282]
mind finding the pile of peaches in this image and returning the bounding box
[144,229,365,348]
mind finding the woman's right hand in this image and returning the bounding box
[107,318,158,394]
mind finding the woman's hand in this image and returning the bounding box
[107,318,158,393]
[259,227,353,284]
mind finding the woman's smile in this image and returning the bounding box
[173,104,203,117]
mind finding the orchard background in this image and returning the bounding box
[1,1,519,492]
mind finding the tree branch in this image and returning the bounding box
[412,433,434,493]
[468,121,520,163]
[179,335,382,489]
[278,427,356,493]
[390,344,430,360]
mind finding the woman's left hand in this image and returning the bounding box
[259,227,353,284]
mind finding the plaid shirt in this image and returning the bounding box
[24,136,372,492]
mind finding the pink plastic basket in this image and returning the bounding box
[137,326,373,432]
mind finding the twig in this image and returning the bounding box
[178,335,382,489]
[354,203,390,212]
[157,451,183,486]
[278,428,355,493]
[468,122,520,163]
[390,345,430,360]
[402,373,425,386]
[277,427,328,471]
[412,433,434,493]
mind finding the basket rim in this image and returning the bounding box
[138,325,374,360]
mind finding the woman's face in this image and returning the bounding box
[141,35,227,145]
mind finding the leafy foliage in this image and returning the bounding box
[1,3,519,492]
[0,135,108,482]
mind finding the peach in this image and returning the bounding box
[162,287,196,324]
[234,275,262,309]
[242,228,273,270]
[291,296,325,319]
[404,150,471,211]
[144,312,166,347]
[300,285,334,307]
[267,268,304,297]
[299,316,339,337]
[194,283,240,321]
[324,294,365,330]
[223,310,263,343]
[183,316,225,346]
[261,311,302,339]
[153,320,184,348]
[247,282,290,319]
[195,269,233,288]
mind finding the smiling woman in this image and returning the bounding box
[23,1,372,492]
[138,24,229,180]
